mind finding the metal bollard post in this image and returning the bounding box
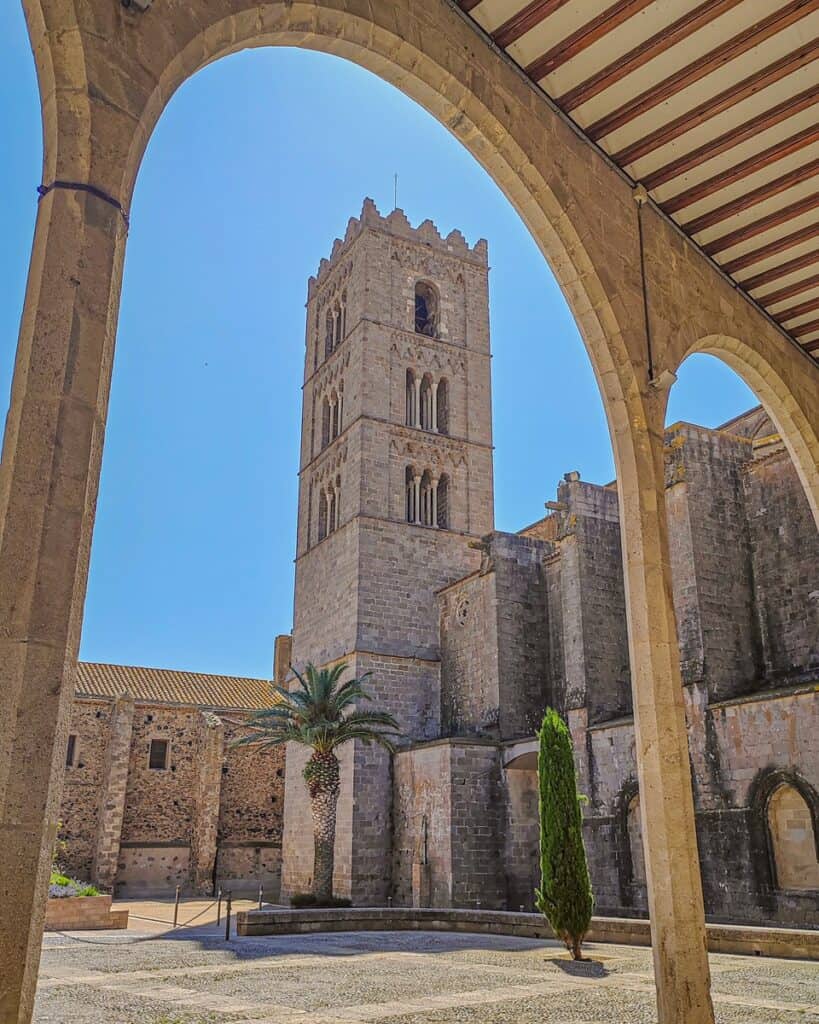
[387,896,392,909]
[216,887,222,926]
[173,885,181,928]
[258,883,263,911]
[224,891,232,941]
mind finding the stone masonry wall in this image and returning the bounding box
[59,699,114,880]
[580,686,818,926]
[664,423,760,700]
[59,696,285,896]
[439,571,499,736]
[742,446,819,684]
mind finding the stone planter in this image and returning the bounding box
[45,894,128,931]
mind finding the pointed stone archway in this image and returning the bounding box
[2,3,817,1023]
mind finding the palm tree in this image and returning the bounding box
[235,661,400,902]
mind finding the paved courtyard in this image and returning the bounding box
[35,903,818,1024]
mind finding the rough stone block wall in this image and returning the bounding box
[393,743,453,907]
[355,518,480,667]
[59,696,285,896]
[664,423,760,700]
[578,686,817,926]
[493,533,553,738]
[448,743,505,909]
[58,699,113,880]
[742,447,819,683]
[502,767,539,911]
[120,706,199,846]
[439,571,499,736]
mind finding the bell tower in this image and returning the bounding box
[281,199,494,903]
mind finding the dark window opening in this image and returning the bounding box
[149,738,169,770]
[65,734,77,768]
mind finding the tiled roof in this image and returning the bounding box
[75,662,276,711]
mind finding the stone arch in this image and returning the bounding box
[616,779,647,910]
[748,768,819,894]
[436,378,449,435]
[12,3,777,1017]
[673,336,819,528]
[415,280,439,337]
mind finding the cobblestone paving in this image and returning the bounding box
[35,917,819,1024]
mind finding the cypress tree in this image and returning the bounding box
[534,707,594,959]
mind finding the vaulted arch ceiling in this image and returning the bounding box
[458,0,819,358]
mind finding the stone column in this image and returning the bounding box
[92,694,135,890]
[616,401,714,1024]
[431,384,438,433]
[190,712,225,896]
[431,478,438,527]
[0,185,126,1024]
[413,475,422,525]
[414,377,422,428]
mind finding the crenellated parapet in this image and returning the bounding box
[308,197,487,299]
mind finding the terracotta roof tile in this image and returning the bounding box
[75,662,276,711]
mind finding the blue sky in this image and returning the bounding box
[0,7,757,679]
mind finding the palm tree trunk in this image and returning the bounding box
[304,751,340,901]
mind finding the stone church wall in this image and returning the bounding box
[58,695,284,897]
[665,423,760,700]
[58,699,113,880]
[742,446,819,684]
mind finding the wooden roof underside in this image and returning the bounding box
[459,0,819,358]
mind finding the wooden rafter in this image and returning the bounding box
[677,160,819,236]
[557,0,745,112]
[804,338,819,351]
[774,295,819,321]
[459,0,484,13]
[791,316,819,337]
[741,249,819,290]
[756,270,819,305]
[723,224,819,275]
[492,0,573,49]
[703,193,819,255]
[665,126,819,217]
[611,41,819,166]
[524,0,654,82]
[643,85,819,191]
[587,0,819,142]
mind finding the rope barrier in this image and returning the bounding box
[46,898,223,946]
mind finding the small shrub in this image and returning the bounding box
[50,872,72,887]
[290,892,352,908]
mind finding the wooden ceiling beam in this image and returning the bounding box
[791,316,819,337]
[740,249,819,290]
[611,40,819,166]
[774,295,819,321]
[704,193,819,255]
[643,85,819,191]
[723,224,819,275]
[665,125,819,217]
[492,0,573,49]
[557,0,745,113]
[755,270,819,305]
[681,159,819,236]
[524,0,654,81]
[803,338,819,351]
[587,0,819,142]
[459,0,484,12]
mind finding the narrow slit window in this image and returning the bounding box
[148,738,169,771]
[65,734,77,769]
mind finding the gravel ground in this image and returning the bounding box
[34,925,819,1024]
